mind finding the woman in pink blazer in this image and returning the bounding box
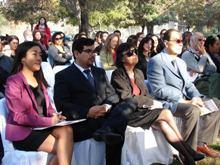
[5,41,73,165]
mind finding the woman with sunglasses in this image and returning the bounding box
[48,32,72,68]
[111,43,205,165]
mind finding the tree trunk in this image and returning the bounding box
[78,0,89,35]
[146,22,154,34]
[30,23,34,31]
[141,23,145,33]
[62,0,81,33]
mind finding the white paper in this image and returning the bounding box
[200,99,219,116]
[33,119,86,130]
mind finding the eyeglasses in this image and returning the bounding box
[55,37,63,41]
[198,38,206,42]
[169,39,183,44]
[124,49,136,57]
[82,49,95,54]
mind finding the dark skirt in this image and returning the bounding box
[13,128,53,151]
[128,108,163,129]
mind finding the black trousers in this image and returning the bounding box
[72,99,137,165]
[0,133,4,162]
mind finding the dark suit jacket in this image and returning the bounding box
[111,68,153,108]
[54,63,119,119]
[54,63,120,141]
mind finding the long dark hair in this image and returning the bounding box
[137,36,154,58]
[37,17,48,28]
[11,41,48,87]
[204,35,219,55]
[116,42,133,68]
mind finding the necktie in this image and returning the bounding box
[171,60,179,73]
[83,69,95,88]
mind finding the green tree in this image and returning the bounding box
[1,0,63,30]
[173,0,220,31]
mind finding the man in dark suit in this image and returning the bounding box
[54,38,135,165]
[147,29,220,158]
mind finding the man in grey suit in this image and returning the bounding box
[147,29,220,157]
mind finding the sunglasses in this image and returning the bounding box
[124,49,136,57]
[198,38,206,42]
[55,37,63,40]
[169,39,183,44]
[82,49,95,54]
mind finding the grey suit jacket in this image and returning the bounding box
[181,48,217,76]
[147,51,201,111]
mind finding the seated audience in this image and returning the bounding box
[136,32,145,47]
[5,41,73,165]
[181,31,192,55]
[33,30,48,61]
[204,35,220,73]
[148,29,220,158]
[34,17,51,48]
[182,32,216,78]
[181,32,220,99]
[48,32,72,68]
[136,36,155,79]
[7,35,19,59]
[149,34,160,56]
[111,42,204,165]
[94,31,102,48]
[23,29,33,42]
[94,31,109,55]
[0,39,13,98]
[54,38,138,165]
[100,33,120,70]
[126,35,138,49]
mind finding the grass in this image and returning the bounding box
[198,139,220,165]
[170,137,220,165]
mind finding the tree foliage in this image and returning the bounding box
[1,0,220,34]
[173,0,220,31]
[0,0,64,29]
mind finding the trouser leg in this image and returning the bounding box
[173,103,200,149]
[198,111,220,145]
[106,139,124,165]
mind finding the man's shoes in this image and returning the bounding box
[92,127,123,145]
[197,143,220,158]
[182,141,205,161]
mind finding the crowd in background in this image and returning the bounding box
[1,16,220,165]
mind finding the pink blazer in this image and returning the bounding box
[5,72,55,141]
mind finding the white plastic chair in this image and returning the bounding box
[53,65,70,75]
[121,126,175,165]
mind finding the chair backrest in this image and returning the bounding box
[41,62,55,88]
[105,70,113,82]
[53,65,70,75]
[0,98,15,152]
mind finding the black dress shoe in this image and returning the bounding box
[179,154,195,165]
[93,127,123,145]
[182,141,205,161]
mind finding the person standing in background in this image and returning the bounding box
[34,17,51,48]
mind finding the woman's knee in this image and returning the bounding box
[159,109,174,121]
[52,126,73,138]
[154,120,168,129]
